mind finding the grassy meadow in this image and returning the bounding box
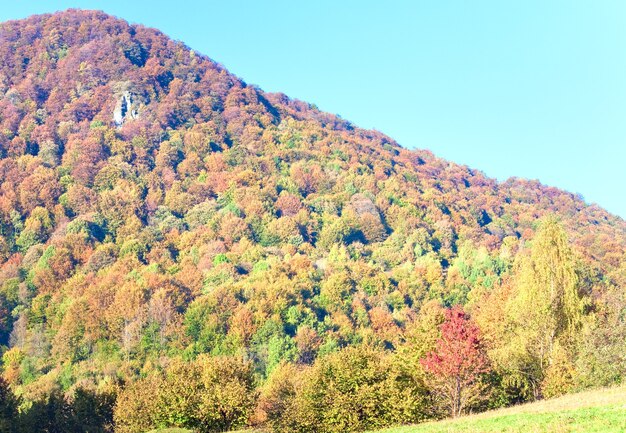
[369,386,626,433]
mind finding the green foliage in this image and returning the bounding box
[16,207,54,252]
[213,253,229,265]
[184,296,227,355]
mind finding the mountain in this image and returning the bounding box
[0,9,624,433]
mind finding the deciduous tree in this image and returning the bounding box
[421,306,490,417]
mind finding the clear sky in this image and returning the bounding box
[1,1,625,218]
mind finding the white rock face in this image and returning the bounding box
[113,90,138,126]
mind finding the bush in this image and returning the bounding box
[259,346,428,433]
[114,356,256,433]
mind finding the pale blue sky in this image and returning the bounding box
[1,1,625,218]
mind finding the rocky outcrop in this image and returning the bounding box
[113,90,138,126]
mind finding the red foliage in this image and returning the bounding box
[421,306,490,417]
[275,192,302,217]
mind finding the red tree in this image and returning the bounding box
[421,306,490,417]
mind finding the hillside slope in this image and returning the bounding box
[370,386,626,433]
[0,9,624,433]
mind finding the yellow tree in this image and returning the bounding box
[498,216,584,399]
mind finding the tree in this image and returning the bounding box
[17,387,115,433]
[0,377,18,433]
[421,306,490,418]
[194,355,256,432]
[112,374,162,433]
[256,362,301,430]
[114,356,255,433]
[498,217,584,398]
[15,206,54,251]
[576,284,626,389]
[273,346,428,433]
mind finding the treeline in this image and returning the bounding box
[0,378,114,433]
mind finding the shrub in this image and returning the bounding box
[114,356,255,433]
[260,346,428,433]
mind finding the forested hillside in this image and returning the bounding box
[0,9,624,433]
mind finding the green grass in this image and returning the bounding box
[146,429,193,433]
[370,386,626,433]
[147,429,257,433]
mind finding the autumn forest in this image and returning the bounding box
[0,10,624,433]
